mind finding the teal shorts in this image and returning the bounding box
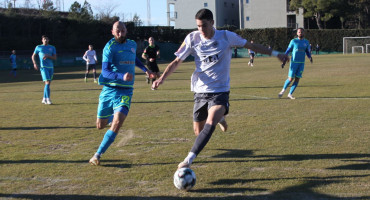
[40,67,54,81]
[288,62,305,78]
[97,86,133,119]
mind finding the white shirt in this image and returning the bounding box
[175,29,247,93]
[83,50,97,64]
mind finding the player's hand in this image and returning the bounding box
[149,58,155,62]
[152,79,163,90]
[277,53,289,63]
[33,63,39,71]
[146,70,155,79]
[123,72,133,81]
[43,54,49,60]
[310,57,313,63]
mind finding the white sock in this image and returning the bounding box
[184,152,196,164]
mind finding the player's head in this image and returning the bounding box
[112,21,127,43]
[12,50,16,54]
[42,35,49,45]
[195,9,214,39]
[148,37,155,46]
[89,45,93,50]
[297,28,304,39]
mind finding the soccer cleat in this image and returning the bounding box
[287,94,295,99]
[84,77,87,83]
[278,90,284,98]
[45,99,52,105]
[41,98,46,104]
[218,117,228,132]
[248,62,251,66]
[94,79,98,83]
[89,156,100,166]
[178,161,190,169]
[251,63,254,67]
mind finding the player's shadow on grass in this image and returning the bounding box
[211,149,254,158]
[0,126,95,130]
[0,159,122,165]
[204,174,370,199]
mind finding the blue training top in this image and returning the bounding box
[33,45,56,68]
[285,38,311,63]
[99,38,147,88]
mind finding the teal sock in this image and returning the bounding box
[283,79,291,90]
[289,81,299,94]
[44,84,50,99]
[97,130,117,155]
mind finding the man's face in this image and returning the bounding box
[89,45,93,50]
[196,19,214,39]
[149,37,154,45]
[297,29,304,39]
[42,37,49,45]
[112,22,127,43]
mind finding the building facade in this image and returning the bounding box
[167,0,239,29]
[239,0,304,29]
[167,0,304,29]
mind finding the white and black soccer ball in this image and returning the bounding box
[173,167,196,190]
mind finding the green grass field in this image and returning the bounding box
[0,54,369,200]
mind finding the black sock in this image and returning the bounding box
[190,124,216,155]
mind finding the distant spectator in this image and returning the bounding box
[9,50,17,77]
[315,44,320,55]
[234,47,238,58]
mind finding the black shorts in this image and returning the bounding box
[86,64,96,71]
[193,92,230,122]
[147,62,159,73]
[249,53,255,57]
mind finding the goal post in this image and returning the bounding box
[343,36,370,54]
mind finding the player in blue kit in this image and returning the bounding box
[32,35,57,105]
[279,28,312,99]
[9,50,17,77]
[89,21,153,166]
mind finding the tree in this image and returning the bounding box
[68,1,93,21]
[131,13,143,26]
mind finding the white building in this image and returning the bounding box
[167,0,304,29]
[167,0,239,29]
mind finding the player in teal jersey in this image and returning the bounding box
[9,50,17,77]
[89,21,153,166]
[32,35,57,105]
[279,28,312,99]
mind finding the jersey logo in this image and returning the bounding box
[202,54,219,63]
[118,51,123,53]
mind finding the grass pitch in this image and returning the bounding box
[0,54,369,199]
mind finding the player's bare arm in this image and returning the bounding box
[31,53,38,70]
[244,42,288,63]
[152,57,183,89]
[43,54,57,60]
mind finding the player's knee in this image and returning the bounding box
[96,121,106,130]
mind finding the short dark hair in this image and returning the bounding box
[42,35,48,39]
[195,9,213,21]
[298,28,304,32]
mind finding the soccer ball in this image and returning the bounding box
[173,167,196,190]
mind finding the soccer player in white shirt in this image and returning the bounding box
[152,9,288,169]
[83,45,98,83]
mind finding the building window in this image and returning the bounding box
[204,3,208,7]
[246,0,249,3]
[246,16,250,21]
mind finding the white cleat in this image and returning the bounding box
[45,99,52,105]
[178,161,190,170]
[89,156,100,166]
[278,90,285,98]
[287,94,295,99]
[41,98,46,104]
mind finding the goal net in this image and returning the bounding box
[343,36,370,54]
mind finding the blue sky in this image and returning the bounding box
[11,0,167,26]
